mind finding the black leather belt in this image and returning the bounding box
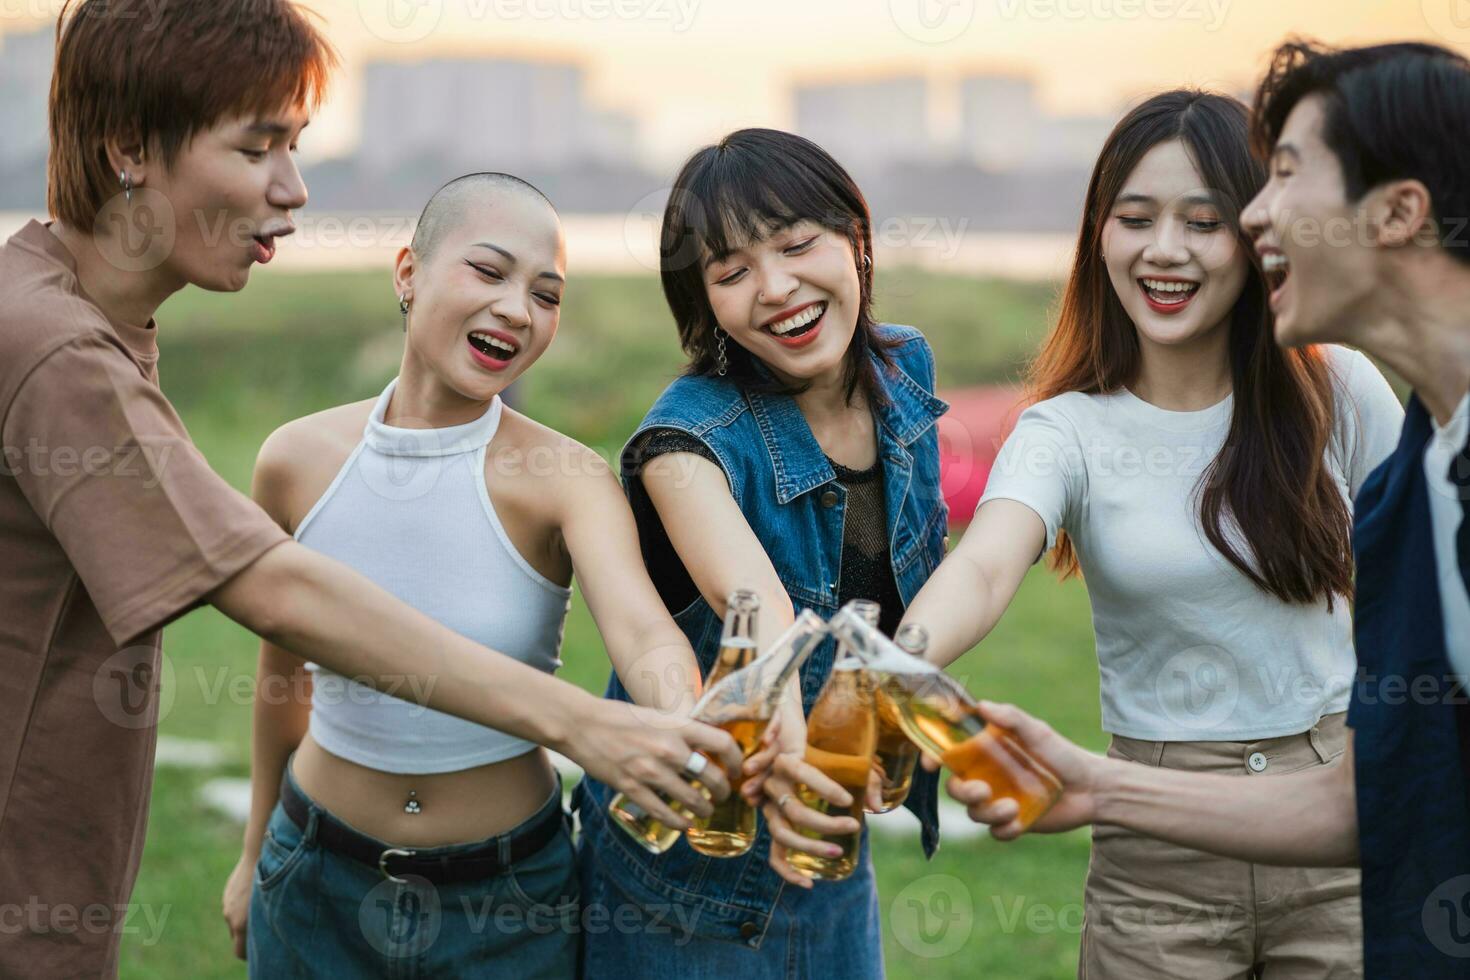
[279,770,566,886]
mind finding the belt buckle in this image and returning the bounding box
[378,847,416,884]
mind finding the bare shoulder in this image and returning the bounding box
[490,406,616,503]
[482,406,602,585]
[255,398,376,532]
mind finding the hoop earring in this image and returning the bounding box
[862,253,872,273]
[714,327,728,377]
[119,169,132,204]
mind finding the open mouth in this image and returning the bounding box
[467,330,520,369]
[1261,251,1291,305]
[250,235,276,264]
[1138,277,1200,314]
[763,301,827,346]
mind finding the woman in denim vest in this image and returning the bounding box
[572,129,947,977]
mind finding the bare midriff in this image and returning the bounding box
[290,733,558,847]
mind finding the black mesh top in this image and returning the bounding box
[628,427,904,637]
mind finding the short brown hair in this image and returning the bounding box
[47,0,337,229]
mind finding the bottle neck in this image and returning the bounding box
[721,605,758,647]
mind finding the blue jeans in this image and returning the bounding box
[575,827,884,979]
[248,769,579,979]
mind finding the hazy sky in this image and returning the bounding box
[3,0,1466,166]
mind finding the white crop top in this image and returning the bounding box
[297,378,572,774]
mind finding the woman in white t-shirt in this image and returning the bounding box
[902,90,1403,975]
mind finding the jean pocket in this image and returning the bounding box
[255,807,310,893]
[506,826,580,917]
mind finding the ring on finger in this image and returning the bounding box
[682,751,709,781]
[776,792,793,810]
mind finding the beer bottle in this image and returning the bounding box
[828,607,1063,832]
[686,590,763,856]
[787,600,880,881]
[607,609,828,855]
[868,623,927,813]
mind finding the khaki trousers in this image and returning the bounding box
[1079,712,1362,979]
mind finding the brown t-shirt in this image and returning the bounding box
[0,221,288,977]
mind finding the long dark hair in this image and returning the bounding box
[658,128,899,405]
[1030,89,1353,606]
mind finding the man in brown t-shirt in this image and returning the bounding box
[0,219,292,972]
[0,4,737,975]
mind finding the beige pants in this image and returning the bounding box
[1079,713,1362,980]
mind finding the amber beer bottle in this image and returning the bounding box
[828,608,1063,832]
[788,601,881,881]
[868,623,928,813]
[607,610,828,854]
[685,590,763,857]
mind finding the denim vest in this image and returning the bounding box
[1349,395,1470,977]
[572,323,948,947]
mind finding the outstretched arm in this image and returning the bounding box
[897,498,1046,667]
[640,451,860,888]
[937,701,1360,868]
[209,434,742,836]
[556,447,705,719]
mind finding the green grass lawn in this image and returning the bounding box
[118,268,1106,979]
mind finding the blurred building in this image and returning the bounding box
[794,75,930,174]
[959,72,1114,173]
[958,74,1037,172]
[358,57,638,175]
[0,28,53,169]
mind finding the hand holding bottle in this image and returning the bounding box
[922,700,1106,838]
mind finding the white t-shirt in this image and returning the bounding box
[1425,391,1470,686]
[979,345,1404,740]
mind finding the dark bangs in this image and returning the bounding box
[659,128,897,404]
